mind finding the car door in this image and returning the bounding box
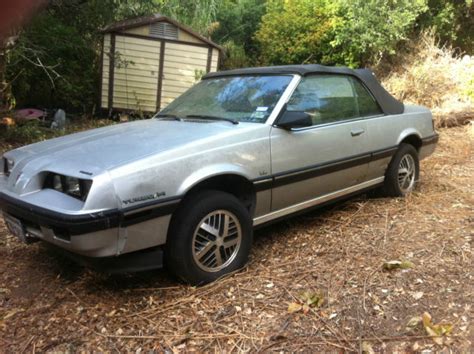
[270,74,374,211]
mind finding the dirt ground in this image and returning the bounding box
[0,126,472,352]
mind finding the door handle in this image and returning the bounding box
[351,128,365,137]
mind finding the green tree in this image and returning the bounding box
[331,0,428,66]
[256,0,430,67]
[212,0,266,68]
[255,0,339,65]
[418,0,474,53]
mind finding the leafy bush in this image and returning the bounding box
[212,0,266,68]
[417,0,474,53]
[1,121,57,145]
[0,118,116,148]
[330,0,428,67]
[256,0,429,67]
[255,0,339,65]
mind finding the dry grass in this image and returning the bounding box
[0,126,472,352]
[382,32,474,128]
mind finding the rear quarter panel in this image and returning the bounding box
[366,104,435,180]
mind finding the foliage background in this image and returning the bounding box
[0,0,472,115]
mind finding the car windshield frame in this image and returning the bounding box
[156,74,297,124]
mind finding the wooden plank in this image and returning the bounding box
[113,102,157,111]
[115,35,162,49]
[113,49,160,61]
[164,47,209,59]
[114,38,160,50]
[206,46,212,73]
[113,69,158,79]
[99,35,105,109]
[117,32,212,49]
[165,41,209,54]
[111,76,158,85]
[162,67,197,76]
[163,61,207,71]
[161,73,196,83]
[113,86,157,96]
[156,40,165,111]
[113,97,157,105]
[164,51,209,62]
[162,55,210,67]
[114,57,160,68]
[163,81,192,91]
[114,65,159,76]
[111,80,158,90]
[108,33,116,112]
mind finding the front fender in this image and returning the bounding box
[177,164,252,196]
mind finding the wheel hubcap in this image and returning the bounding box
[398,154,416,193]
[192,210,242,272]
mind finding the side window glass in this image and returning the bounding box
[287,74,383,126]
[349,77,383,117]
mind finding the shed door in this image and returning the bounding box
[160,42,215,109]
[112,35,160,112]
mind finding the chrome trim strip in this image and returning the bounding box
[253,177,384,226]
[265,75,302,126]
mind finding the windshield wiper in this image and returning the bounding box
[155,113,183,121]
[185,114,239,125]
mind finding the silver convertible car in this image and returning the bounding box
[0,65,438,284]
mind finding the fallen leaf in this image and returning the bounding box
[411,291,424,300]
[299,291,324,308]
[362,341,375,354]
[400,260,414,269]
[383,260,414,270]
[421,311,453,345]
[3,308,24,320]
[383,260,403,270]
[287,302,302,313]
[406,316,422,331]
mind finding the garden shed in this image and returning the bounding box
[100,14,222,113]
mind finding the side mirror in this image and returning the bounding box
[276,110,312,130]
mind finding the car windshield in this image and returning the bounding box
[158,75,293,123]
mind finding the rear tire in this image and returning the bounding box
[165,190,253,285]
[380,143,420,197]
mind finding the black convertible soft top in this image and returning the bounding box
[203,64,404,115]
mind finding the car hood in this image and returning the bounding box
[10,119,260,171]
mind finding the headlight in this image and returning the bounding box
[2,157,14,176]
[45,173,92,201]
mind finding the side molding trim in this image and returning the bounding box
[253,177,384,226]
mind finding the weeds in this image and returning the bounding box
[382,31,473,128]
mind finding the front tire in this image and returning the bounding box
[380,143,420,197]
[165,190,253,285]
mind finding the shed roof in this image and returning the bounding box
[101,14,222,50]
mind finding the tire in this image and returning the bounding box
[165,190,253,285]
[380,143,420,197]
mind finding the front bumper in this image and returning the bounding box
[0,190,179,260]
[50,244,164,273]
[0,191,121,257]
